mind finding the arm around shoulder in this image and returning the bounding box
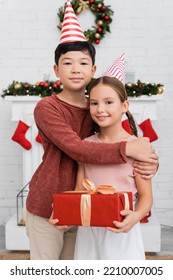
[126,137,158,163]
[35,102,128,165]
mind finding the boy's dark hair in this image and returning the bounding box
[55,41,96,66]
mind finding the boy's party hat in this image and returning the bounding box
[59,0,86,44]
[102,53,125,84]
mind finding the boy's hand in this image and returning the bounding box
[133,159,159,179]
[126,137,158,164]
[49,210,68,230]
[107,210,140,233]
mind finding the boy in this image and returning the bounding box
[26,1,158,260]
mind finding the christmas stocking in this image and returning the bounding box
[12,121,31,150]
[122,119,132,134]
[35,134,42,144]
[139,118,158,142]
[11,109,34,150]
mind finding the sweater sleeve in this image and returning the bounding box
[35,102,127,164]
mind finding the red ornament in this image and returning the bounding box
[52,83,58,88]
[97,27,103,33]
[24,83,29,88]
[95,39,100,44]
[39,82,45,87]
[101,5,106,11]
[44,82,49,88]
[52,80,61,88]
[89,0,95,3]
[104,15,109,21]
[56,80,61,85]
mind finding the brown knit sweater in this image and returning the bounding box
[26,93,127,218]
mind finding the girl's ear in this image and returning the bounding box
[54,64,59,77]
[122,100,129,113]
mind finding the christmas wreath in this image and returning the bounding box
[57,0,114,44]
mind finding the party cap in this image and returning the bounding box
[59,0,86,44]
[102,53,125,84]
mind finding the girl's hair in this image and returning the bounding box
[55,41,96,66]
[87,76,138,136]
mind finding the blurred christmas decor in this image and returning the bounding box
[125,80,164,97]
[1,79,164,98]
[57,0,114,45]
[1,80,63,98]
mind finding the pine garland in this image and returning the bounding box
[1,80,164,98]
[125,80,164,97]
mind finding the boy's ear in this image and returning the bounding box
[54,64,59,76]
[92,65,96,77]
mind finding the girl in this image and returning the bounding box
[74,76,153,260]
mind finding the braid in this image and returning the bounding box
[126,111,138,137]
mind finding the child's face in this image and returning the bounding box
[89,83,129,129]
[54,51,96,92]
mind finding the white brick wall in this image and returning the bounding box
[0,0,173,226]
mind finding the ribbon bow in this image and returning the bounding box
[76,0,89,14]
[82,178,116,194]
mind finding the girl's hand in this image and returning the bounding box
[133,159,159,179]
[107,210,140,233]
[49,211,68,230]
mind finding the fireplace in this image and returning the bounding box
[5,95,162,252]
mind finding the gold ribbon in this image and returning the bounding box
[123,193,130,210]
[80,194,91,226]
[76,0,89,14]
[80,179,116,226]
[80,179,130,226]
[82,178,116,194]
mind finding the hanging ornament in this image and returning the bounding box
[104,15,109,20]
[101,5,106,11]
[97,20,103,26]
[95,39,100,44]
[97,27,103,33]
[95,33,101,39]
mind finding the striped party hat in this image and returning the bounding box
[59,0,86,44]
[102,53,125,84]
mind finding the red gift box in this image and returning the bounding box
[53,180,133,227]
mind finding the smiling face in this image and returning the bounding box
[54,51,96,93]
[89,83,129,129]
